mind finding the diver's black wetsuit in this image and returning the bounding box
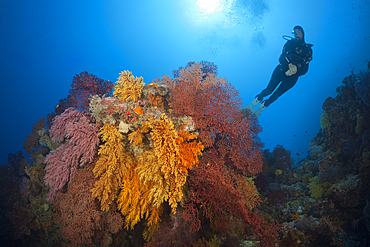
[256,38,313,107]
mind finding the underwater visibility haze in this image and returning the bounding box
[1,0,370,246]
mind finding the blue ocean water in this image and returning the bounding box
[0,0,368,163]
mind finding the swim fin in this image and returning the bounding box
[241,104,254,112]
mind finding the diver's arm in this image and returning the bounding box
[279,39,295,65]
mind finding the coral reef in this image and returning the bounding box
[7,62,370,246]
[255,67,370,246]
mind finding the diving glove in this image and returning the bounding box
[285,63,297,76]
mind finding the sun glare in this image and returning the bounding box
[196,0,223,14]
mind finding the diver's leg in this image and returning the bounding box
[263,74,299,107]
[256,65,284,101]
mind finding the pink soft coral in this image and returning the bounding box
[44,107,100,201]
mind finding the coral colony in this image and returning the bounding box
[1,61,370,246]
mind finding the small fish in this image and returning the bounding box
[295,153,300,156]
[55,104,59,109]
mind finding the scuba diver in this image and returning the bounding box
[243,26,313,118]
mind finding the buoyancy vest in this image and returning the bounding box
[279,38,313,76]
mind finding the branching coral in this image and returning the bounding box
[146,114,204,213]
[54,163,123,247]
[157,62,262,176]
[114,70,145,102]
[236,176,261,210]
[320,111,332,130]
[17,63,272,245]
[67,71,113,111]
[91,123,134,211]
[172,60,219,79]
[159,62,225,121]
[117,163,162,230]
[46,97,71,129]
[184,157,279,246]
[95,113,203,229]
[307,176,331,200]
[161,62,278,244]
[135,150,167,209]
[90,75,204,230]
[44,108,100,201]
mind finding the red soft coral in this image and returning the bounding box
[53,163,123,247]
[184,153,280,246]
[172,60,218,79]
[159,62,279,246]
[67,71,113,111]
[159,62,263,176]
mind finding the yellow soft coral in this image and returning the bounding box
[113,70,145,102]
[136,150,168,208]
[117,150,165,230]
[117,163,161,229]
[148,114,179,177]
[147,114,204,213]
[307,176,331,200]
[236,176,261,210]
[320,111,332,130]
[97,113,203,230]
[91,123,134,211]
